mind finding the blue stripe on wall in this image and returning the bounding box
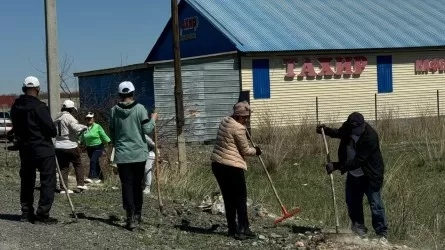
[252,59,271,99]
[377,56,393,93]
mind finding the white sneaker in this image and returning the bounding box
[93,179,102,184]
[60,190,74,194]
[77,185,88,190]
[143,187,151,195]
[85,178,93,184]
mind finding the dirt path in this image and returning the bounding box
[0,180,412,250]
[0,148,411,250]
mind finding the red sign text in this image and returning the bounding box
[415,59,445,73]
[283,57,368,79]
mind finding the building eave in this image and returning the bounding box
[73,63,152,77]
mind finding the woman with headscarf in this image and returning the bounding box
[210,101,262,240]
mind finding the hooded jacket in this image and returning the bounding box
[109,101,156,164]
[10,95,57,158]
[210,116,257,170]
[54,111,87,149]
[324,122,385,189]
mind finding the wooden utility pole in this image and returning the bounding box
[44,0,61,119]
[171,0,187,171]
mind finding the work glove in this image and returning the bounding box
[325,162,339,175]
[316,124,326,134]
[254,146,262,156]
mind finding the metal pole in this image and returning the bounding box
[316,96,319,124]
[44,0,61,119]
[171,0,187,172]
[3,106,8,168]
[437,90,440,120]
[375,93,378,128]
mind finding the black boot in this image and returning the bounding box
[134,212,142,226]
[125,211,136,231]
[20,212,35,223]
[239,227,256,239]
[34,214,58,225]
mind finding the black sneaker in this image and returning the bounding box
[239,228,256,239]
[125,214,136,231]
[34,215,58,225]
[351,223,368,238]
[234,232,247,241]
[134,214,142,226]
[20,212,35,223]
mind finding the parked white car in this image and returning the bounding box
[0,112,13,138]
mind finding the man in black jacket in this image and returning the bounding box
[317,112,388,242]
[10,76,58,224]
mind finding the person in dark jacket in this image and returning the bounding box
[10,76,58,224]
[316,112,388,243]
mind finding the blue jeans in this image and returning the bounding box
[345,173,388,237]
[87,145,104,179]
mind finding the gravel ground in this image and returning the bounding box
[0,149,412,250]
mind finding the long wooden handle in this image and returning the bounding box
[154,123,164,213]
[320,127,339,233]
[55,156,77,219]
[245,128,285,208]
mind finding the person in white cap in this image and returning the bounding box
[80,112,111,184]
[109,81,158,230]
[54,100,88,193]
[10,76,58,224]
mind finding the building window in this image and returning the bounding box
[252,59,271,99]
[377,55,393,93]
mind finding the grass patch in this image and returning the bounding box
[150,114,445,249]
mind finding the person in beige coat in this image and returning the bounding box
[210,101,262,240]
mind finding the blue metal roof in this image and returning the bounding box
[186,0,445,52]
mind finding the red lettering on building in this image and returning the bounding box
[440,59,445,71]
[416,58,445,73]
[317,58,334,76]
[416,60,424,71]
[182,16,199,31]
[353,56,368,75]
[298,59,317,77]
[430,59,439,72]
[335,57,353,75]
[283,59,296,78]
[282,56,367,79]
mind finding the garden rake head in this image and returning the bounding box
[274,206,301,225]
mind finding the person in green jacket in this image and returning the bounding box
[109,81,158,231]
[80,112,111,184]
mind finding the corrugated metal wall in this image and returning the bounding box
[154,57,240,143]
[78,67,155,113]
[241,50,445,126]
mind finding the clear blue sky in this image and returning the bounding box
[0,0,171,94]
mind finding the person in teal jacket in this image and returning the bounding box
[80,112,111,184]
[109,81,158,231]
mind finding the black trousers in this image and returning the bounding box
[56,148,84,189]
[212,162,249,233]
[346,174,388,237]
[19,151,57,217]
[117,161,146,214]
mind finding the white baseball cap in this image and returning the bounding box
[62,100,77,110]
[118,81,135,94]
[85,112,94,118]
[23,76,40,88]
